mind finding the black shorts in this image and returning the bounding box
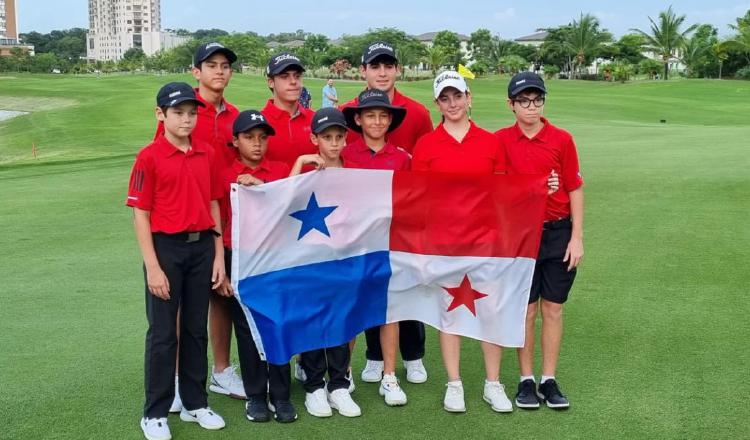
[529,218,577,304]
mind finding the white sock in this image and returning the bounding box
[485,379,500,385]
[520,375,535,383]
[541,375,555,384]
[447,379,462,386]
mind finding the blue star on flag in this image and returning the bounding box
[289,192,338,240]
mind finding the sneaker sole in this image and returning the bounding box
[514,400,540,409]
[245,413,271,423]
[178,413,225,430]
[378,388,407,406]
[483,396,513,413]
[304,402,333,418]
[443,405,466,413]
[329,402,362,418]
[406,375,428,384]
[208,384,246,400]
[361,374,383,383]
[545,401,570,410]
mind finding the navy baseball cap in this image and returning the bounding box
[311,108,347,134]
[233,110,275,136]
[194,42,237,66]
[361,41,398,65]
[156,82,205,108]
[342,89,406,133]
[266,52,306,76]
[507,71,546,98]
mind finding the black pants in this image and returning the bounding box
[364,320,425,362]
[143,233,213,418]
[300,344,350,393]
[225,248,291,402]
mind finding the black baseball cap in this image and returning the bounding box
[507,71,547,98]
[361,41,398,65]
[194,42,237,66]
[232,110,275,137]
[266,52,306,76]
[342,89,406,133]
[156,82,205,108]
[311,108,347,134]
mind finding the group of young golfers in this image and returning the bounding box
[127,40,584,440]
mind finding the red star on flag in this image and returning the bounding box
[443,274,489,316]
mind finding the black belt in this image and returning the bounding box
[543,217,571,230]
[155,230,219,243]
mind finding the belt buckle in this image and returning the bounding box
[187,232,200,243]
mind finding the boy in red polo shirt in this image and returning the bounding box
[340,42,431,385]
[128,82,226,440]
[340,41,433,154]
[495,71,584,411]
[215,109,298,424]
[412,71,513,414]
[342,89,411,407]
[261,52,317,169]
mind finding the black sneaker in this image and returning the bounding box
[245,396,271,422]
[269,400,298,423]
[538,379,570,409]
[515,379,541,409]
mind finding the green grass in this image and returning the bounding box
[1,73,749,439]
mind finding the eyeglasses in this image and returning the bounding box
[513,97,545,108]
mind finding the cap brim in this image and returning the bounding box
[434,81,468,99]
[233,122,275,137]
[195,47,238,66]
[342,104,406,133]
[362,53,398,65]
[313,121,348,134]
[268,63,306,76]
[166,97,205,108]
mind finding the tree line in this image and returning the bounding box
[3,7,750,81]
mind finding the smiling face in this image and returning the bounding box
[354,108,393,141]
[233,127,269,165]
[157,102,198,141]
[192,53,233,93]
[436,87,471,123]
[360,59,399,94]
[268,69,303,105]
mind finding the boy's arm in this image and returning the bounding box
[564,188,584,271]
[289,154,325,176]
[133,208,170,300]
[210,200,227,293]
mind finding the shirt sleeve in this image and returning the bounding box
[126,152,154,210]
[560,136,584,192]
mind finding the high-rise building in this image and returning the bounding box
[1,0,19,42]
[86,0,186,61]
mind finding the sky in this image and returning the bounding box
[18,0,750,39]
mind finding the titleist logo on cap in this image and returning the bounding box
[274,53,300,64]
[368,42,393,54]
[205,42,224,49]
[436,73,462,85]
[360,90,384,101]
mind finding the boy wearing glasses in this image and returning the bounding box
[495,72,584,411]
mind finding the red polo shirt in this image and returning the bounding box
[218,158,291,248]
[340,88,433,154]
[412,121,505,174]
[154,89,240,169]
[261,99,316,168]
[342,138,411,171]
[495,117,584,221]
[126,135,219,233]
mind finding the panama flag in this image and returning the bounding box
[231,168,547,365]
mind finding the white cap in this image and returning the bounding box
[433,70,468,99]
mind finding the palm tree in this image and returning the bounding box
[564,13,612,78]
[422,46,447,76]
[632,5,697,80]
[712,42,730,79]
[724,22,750,65]
[679,36,707,78]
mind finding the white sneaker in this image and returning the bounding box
[304,389,332,417]
[179,407,226,430]
[379,374,407,406]
[443,380,466,412]
[294,360,307,382]
[209,365,246,399]
[169,377,182,413]
[404,359,428,384]
[361,360,384,383]
[140,417,171,440]
[483,381,513,413]
[346,371,356,393]
[328,388,362,417]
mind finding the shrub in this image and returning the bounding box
[735,66,750,80]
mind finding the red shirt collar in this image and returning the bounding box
[154,134,206,157]
[350,138,400,156]
[262,99,305,120]
[511,116,550,142]
[434,120,482,143]
[231,157,271,174]
[195,88,231,115]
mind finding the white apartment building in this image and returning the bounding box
[86,0,186,61]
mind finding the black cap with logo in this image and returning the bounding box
[266,52,306,76]
[311,107,348,134]
[507,71,547,98]
[232,110,275,136]
[361,41,398,65]
[156,82,205,108]
[194,42,238,67]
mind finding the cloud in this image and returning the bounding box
[493,8,517,22]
